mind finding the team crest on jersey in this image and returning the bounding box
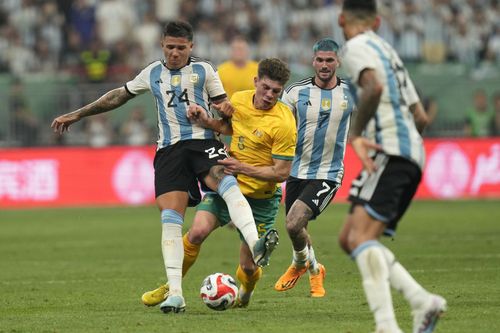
[252,129,263,138]
[190,74,199,83]
[321,98,331,110]
[171,75,181,86]
[340,100,348,109]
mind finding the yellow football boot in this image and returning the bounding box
[141,283,169,306]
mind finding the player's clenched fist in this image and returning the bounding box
[212,100,234,118]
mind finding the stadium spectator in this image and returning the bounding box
[449,17,482,67]
[6,30,36,77]
[486,24,500,63]
[396,0,424,62]
[84,113,113,148]
[274,38,354,298]
[217,35,258,100]
[338,1,446,333]
[67,0,96,48]
[95,0,136,47]
[9,78,39,147]
[142,57,294,309]
[134,10,162,64]
[79,38,111,83]
[421,0,450,64]
[8,0,37,48]
[464,89,493,137]
[37,0,63,67]
[51,20,276,314]
[119,106,152,146]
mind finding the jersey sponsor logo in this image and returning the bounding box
[312,199,319,206]
[321,98,331,110]
[190,74,199,83]
[171,75,181,86]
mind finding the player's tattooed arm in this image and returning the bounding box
[51,87,133,134]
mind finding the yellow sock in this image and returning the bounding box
[236,265,262,293]
[182,233,201,277]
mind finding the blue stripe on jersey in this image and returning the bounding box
[328,91,353,181]
[367,40,410,157]
[169,69,193,140]
[306,89,332,178]
[192,64,212,138]
[150,64,171,146]
[291,87,311,177]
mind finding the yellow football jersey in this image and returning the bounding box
[218,61,259,99]
[230,90,297,199]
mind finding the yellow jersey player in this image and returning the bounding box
[142,58,296,308]
[218,36,259,100]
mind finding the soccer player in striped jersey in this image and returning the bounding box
[274,38,355,298]
[338,1,446,333]
[51,20,277,314]
[142,58,296,308]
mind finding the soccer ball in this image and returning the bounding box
[200,273,239,311]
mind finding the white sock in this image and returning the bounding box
[292,246,309,268]
[161,210,184,297]
[218,176,259,252]
[308,245,319,274]
[381,246,430,309]
[354,241,400,332]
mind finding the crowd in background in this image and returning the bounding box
[2,0,500,147]
[1,0,500,79]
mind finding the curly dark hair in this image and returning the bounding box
[257,58,290,86]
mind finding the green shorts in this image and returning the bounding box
[196,188,282,240]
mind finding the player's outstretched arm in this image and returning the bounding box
[51,87,133,134]
[218,157,292,182]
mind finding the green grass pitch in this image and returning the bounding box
[1,200,499,332]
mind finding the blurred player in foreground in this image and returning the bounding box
[274,38,355,297]
[142,58,296,308]
[51,20,277,314]
[338,1,447,332]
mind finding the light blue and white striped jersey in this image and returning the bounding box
[340,30,425,169]
[125,57,226,150]
[282,77,354,183]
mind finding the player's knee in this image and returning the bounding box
[188,225,208,245]
[240,259,257,275]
